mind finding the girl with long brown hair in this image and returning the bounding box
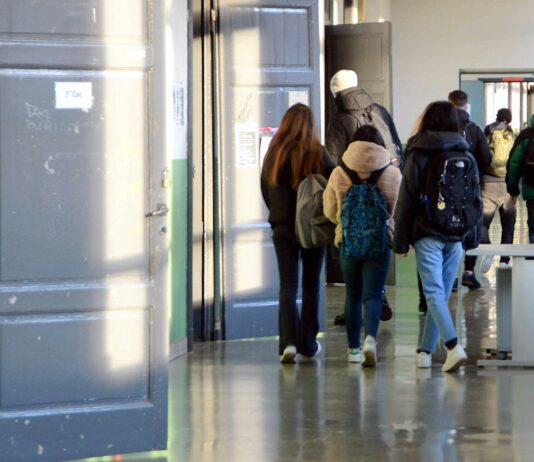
[261,103,334,363]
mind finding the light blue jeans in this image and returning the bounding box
[414,237,463,353]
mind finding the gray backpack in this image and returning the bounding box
[295,174,335,248]
[351,107,399,163]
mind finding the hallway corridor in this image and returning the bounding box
[83,257,534,462]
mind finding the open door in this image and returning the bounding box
[215,0,323,339]
[0,2,169,460]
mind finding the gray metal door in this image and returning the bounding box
[324,21,394,285]
[0,2,169,461]
[217,0,322,339]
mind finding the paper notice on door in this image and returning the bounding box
[288,90,309,107]
[235,123,258,167]
[55,82,93,110]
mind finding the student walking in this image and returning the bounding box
[394,101,481,372]
[324,125,401,366]
[448,90,492,289]
[260,103,335,363]
[478,108,517,270]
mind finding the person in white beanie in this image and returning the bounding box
[326,69,403,168]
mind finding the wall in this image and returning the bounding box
[365,0,390,23]
[169,0,189,358]
[390,0,534,141]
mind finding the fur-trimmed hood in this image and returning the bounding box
[341,141,391,177]
[323,141,402,247]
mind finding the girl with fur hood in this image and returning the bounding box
[324,125,401,366]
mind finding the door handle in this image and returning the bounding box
[145,203,169,217]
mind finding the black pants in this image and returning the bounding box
[465,203,516,271]
[272,225,324,356]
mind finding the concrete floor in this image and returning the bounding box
[81,257,534,462]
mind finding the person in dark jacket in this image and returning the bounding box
[506,114,534,243]
[326,69,401,324]
[448,90,492,289]
[261,103,335,363]
[394,101,470,373]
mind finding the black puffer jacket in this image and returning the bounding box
[326,87,403,168]
[260,148,335,228]
[393,131,473,254]
[457,109,492,173]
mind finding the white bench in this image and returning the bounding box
[466,244,534,367]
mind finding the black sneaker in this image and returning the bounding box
[380,295,393,321]
[461,271,481,289]
[333,313,346,326]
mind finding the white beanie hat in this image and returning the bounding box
[330,70,358,97]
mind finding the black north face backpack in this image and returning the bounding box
[420,150,482,239]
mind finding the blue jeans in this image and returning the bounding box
[414,237,463,353]
[340,250,391,349]
[272,224,324,356]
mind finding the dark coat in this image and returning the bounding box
[506,114,534,199]
[260,148,335,228]
[325,86,403,168]
[457,109,492,173]
[393,131,474,254]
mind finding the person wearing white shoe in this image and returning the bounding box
[347,348,361,363]
[416,351,432,369]
[441,343,467,372]
[261,105,335,364]
[394,102,477,374]
[362,335,377,367]
[324,126,401,368]
[280,345,297,364]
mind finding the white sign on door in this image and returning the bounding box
[55,82,94,110]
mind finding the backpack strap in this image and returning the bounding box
[340,160,389,185]
[367,164,389,184]
[349,107,373,127]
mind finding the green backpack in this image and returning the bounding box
[488,128,514,177]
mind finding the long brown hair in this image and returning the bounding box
[264,103,323,190]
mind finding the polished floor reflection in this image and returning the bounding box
[82,256,534,462]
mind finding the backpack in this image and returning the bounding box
[350,107,399,163]
[294,173,335,248]
[420,150,482,238]
[339,162,389,259]
[487,128,514,177]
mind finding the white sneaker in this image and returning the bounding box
[416,351,432,369]
[348,348,362,363]
[362,336,377,367]
[441,344,467,372]
[280,345,297,364]
[481,255,494,273]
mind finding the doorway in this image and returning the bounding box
[460,70,534,246]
